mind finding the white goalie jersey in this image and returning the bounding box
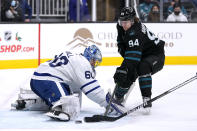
[32,51,107,108]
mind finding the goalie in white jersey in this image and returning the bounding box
[13,45,126,121]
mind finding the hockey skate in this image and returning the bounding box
[46,109,70,121]
[11,99,49,111]
[11,87,49,111]
[46,94,80,121]
[11,100,26,110]
[142,97,152,115]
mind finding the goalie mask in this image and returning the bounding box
[83,45,102,68]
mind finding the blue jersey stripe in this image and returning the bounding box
[117,40,123,44]
[80,80,97,90]
[124,57,141,61]
[85,86,100,95]
[139,78,152,81]
[140,85,152,88]
[34,72,63,81]
[125,51,142,55]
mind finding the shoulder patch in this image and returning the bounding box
[129,30,135,36]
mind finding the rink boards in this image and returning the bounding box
[0,23,197,69]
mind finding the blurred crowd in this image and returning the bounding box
[1,0,197,23]
[139,0,196,22]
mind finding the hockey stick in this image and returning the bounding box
[84,73,197,122]
[122,82,135,106]
[104,84,118,116]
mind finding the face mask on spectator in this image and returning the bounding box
[174,11,180,15]
[11,0,19,9]
[152,11,159,14]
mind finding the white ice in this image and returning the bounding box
[0,65,197,131]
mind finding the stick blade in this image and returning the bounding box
[84,115,118,122]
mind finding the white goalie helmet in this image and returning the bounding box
[83,45,102,68]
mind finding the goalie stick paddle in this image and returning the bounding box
[84,73,197,122]
[104,84,118,116]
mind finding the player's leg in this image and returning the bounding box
[30,79,71,107]
[137,54,165,113]
[11,87,49,111]
[11,78,49,111]
[30,79,80,121]
[114,68,137,104]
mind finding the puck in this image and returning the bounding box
[75,120,82,124]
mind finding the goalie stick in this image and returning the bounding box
[104,84,118,116]
[84,73,197,122]
[104,82,135,116]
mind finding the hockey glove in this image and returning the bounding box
[105,92,127,115]
[113,67,132,88]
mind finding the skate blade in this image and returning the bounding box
[45,112,70,121]
[142,107,151,115]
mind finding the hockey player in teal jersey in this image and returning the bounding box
[114,7,165,114]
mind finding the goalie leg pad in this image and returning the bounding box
[11,87,49,111]
[49,94,80,121]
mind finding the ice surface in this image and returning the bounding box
[0,65,197,131]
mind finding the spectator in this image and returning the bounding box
[69,0,91,22]
[139,0,154,22]
[147,4,160,22]
[166,3,188,22]
[167,0,187,16]
[3,0,32,22]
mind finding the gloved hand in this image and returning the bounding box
[105,92,127,116]
[114,67,132,88]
